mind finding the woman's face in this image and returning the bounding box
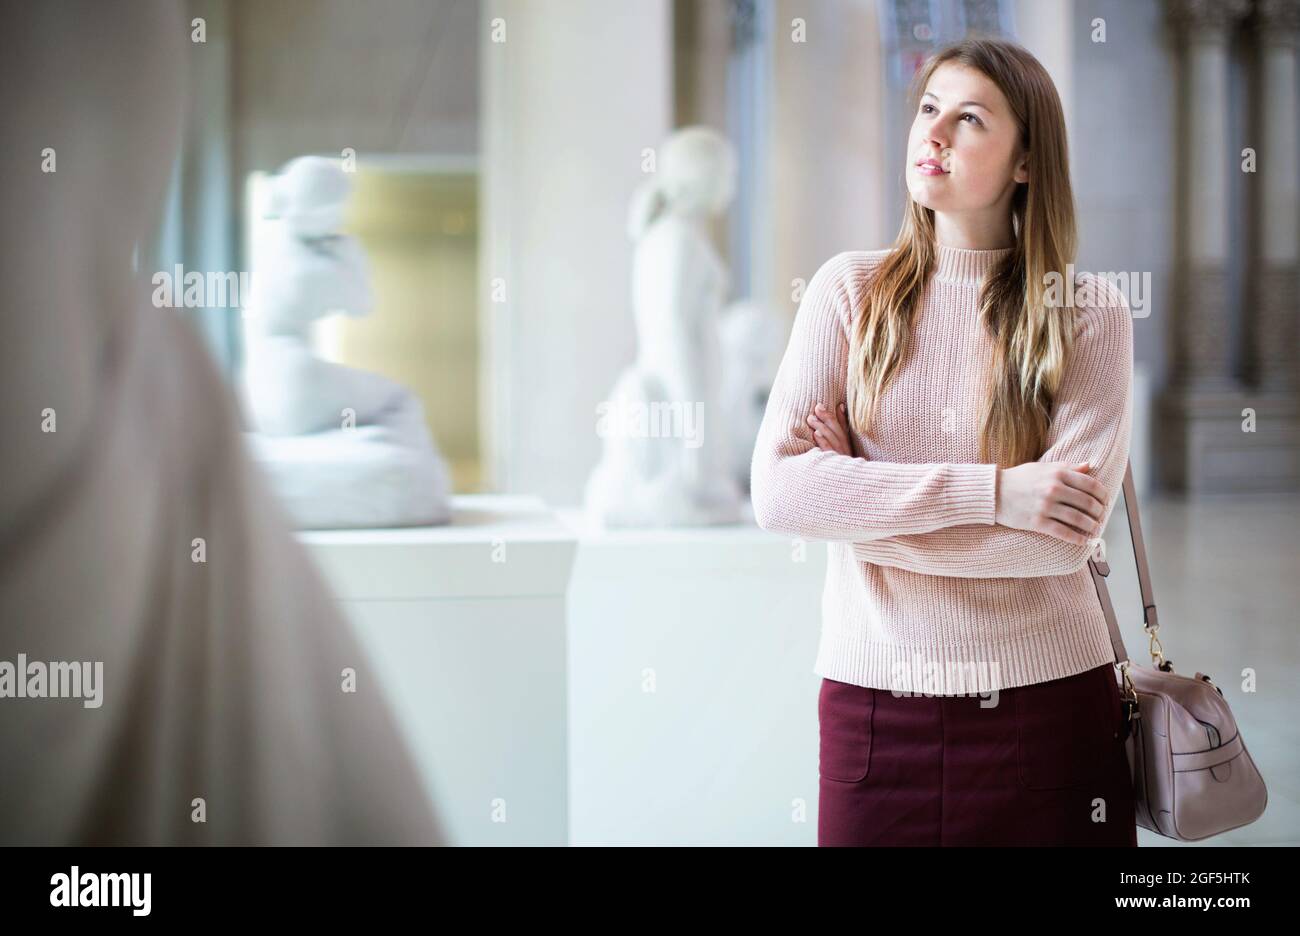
[906,62,1028,219]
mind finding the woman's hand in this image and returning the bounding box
[995,461,1107,545]
[806,402,853,457]
[808,403,1105,547]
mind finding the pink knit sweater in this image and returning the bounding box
[750,244,1134,695]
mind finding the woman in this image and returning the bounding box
[749,38,1137,846]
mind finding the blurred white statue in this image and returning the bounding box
[584,126,745,527]
[0,0,441,845]
[240,156,452,530]
[718,298,787,495]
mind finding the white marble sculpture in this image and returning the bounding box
[583,127,746,527]
[239,156,452,529]
[718,298,787,494]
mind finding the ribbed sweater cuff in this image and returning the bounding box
[950,462,998,526]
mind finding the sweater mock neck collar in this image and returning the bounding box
[932,242,1016,286]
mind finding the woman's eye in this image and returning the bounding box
[920,103,980,126]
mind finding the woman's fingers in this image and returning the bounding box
[808,416,838,452]
[1056,479,1105,522]
[811,405,842,449]
[809,419,835,452]
[806,414,827,450]
[817,403,848,449]
[1041,517,1093,546]
[833,402,852,439]
[1049,502,1102,537]
[1061,466,1108,504]
[808,403,851,456]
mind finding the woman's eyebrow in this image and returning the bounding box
[922,91,993,112]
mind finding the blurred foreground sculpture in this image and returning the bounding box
[240,156,452,530]
[0,0,443,845]
[584,126,746,527]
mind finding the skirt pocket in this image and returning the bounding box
[818,678,875,783]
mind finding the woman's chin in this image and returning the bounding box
[908,190,950,212]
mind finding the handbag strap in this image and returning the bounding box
[1087,461,1160,667]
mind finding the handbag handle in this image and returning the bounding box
[1087,461,1165,670]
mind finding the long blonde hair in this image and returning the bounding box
[848,37,1077,467]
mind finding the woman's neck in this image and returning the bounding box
[932,211,1015,250]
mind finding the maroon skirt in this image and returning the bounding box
[817,662,1137,846]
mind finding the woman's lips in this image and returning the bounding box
[916,161,948,176]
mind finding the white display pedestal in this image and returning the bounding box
[298,495,576,846]
[558,507,829,846]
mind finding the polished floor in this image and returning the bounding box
[1099,491,1300,846]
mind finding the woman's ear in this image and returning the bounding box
[1013,151,1030,185]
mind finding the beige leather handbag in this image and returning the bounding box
[1087,462,1268,841]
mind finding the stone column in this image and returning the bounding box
[1168,0,1250,391]
[1156,0,1266,492]
[479,0,672,501]
[1251,0,1300,393]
